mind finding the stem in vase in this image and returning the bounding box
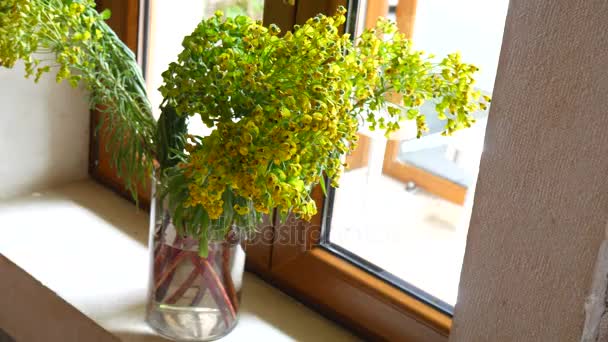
[188,249,217,307]
[191,254,237,326]
[221,246,239,310]
[190,285,208,306]
[165,265,200,304]
[155,250,187,291]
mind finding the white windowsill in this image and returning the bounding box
[0,180,356,341]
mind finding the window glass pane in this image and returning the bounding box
[144,0,264,135]
[327,0,509,309]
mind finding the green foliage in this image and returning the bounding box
[0,0,156,200]
[157,7,490,251]
[156,104,187,170]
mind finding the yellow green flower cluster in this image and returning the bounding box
[1,0,107,84]
[158,7,489,239]
[1,0,156,200]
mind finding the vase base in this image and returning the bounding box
[146,303,238,341]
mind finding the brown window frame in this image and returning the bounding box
[90,0,451,340]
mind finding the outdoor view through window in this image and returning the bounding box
[328,0,509,308]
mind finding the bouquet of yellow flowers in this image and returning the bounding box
[1,0,487,254]
[157,7,489,251]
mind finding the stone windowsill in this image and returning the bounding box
[0,179,356,341]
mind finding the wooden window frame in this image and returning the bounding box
[89,0,451,340]
[382,140,467,205]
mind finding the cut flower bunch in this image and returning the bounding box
[159,7,490,249]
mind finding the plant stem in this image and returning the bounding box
[166,266,200,304]
[153,244,169,275]
[191,255,237,325]
[154,250,187,291]
[221,246,239,310]
[189,249,217,307]
[190,285,208,306]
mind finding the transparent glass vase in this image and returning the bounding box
[146,192,246,341]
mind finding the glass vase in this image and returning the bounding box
[146,190,246,341]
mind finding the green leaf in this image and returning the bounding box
[198,232,209,257]
[100,9,111,20]
[173,205,184,232]
[279,211,289,224]
[192,205,204,226]
[319,174,327,196]
[200,208,210,231]
[387,106,401,117]
[407,109,419,120]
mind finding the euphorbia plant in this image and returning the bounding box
[1,1,488,250]
[157,6,490,251]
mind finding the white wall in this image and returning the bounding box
[0,62,90,200]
